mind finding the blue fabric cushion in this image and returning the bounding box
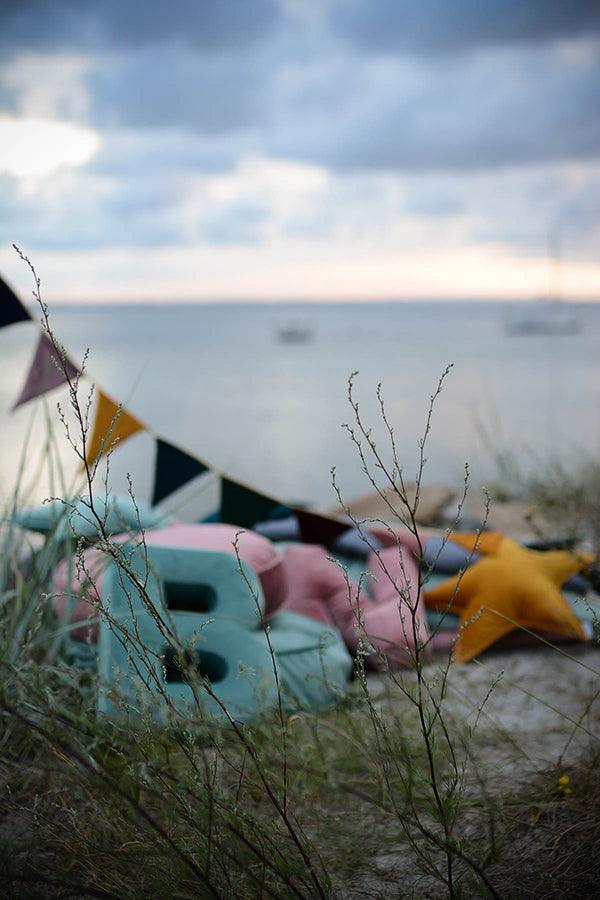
[423,535,481,573]
[98,543,351,723]
[15,494,172,539]
[332,527,383,558]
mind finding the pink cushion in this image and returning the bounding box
[52,523,287,642]
[133,524,287,615]
[281,539,430,669]
[53,549,105,642]
[280,545,339,627]
[368,526,428,554]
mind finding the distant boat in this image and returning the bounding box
[505,227,580,337]
[505,298,580,336]
[276,322,314,344]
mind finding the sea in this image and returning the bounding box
[1,301,599,517]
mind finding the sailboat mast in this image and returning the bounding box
[548,226,562,302]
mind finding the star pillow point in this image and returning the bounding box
[424,533,594,663]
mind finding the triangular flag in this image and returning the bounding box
[295,509,348,547]
[0,275,31,329]
[152,439,209,505]
[220,478,281,529]
[85,390,145,466]
[12,333,79,409]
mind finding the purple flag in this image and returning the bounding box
[13,333,79,409]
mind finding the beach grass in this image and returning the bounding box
[2,577,599,898]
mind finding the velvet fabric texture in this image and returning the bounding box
[137,523,287,615]
[17,494,170,539]
[52,523,288,642]
[53,552,105,643]
[424,532,594,663]
[52,521,430,668]
[280,538,429,669]
[422,534,590,592]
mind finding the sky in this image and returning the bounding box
[0,0,599,302]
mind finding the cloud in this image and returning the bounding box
[87,46,272,134]
[88,130,239,179]
[183,156,329,245]
[2,2,599,173]
[0,154,328,251]
[270,45,600,171]
[198,202,269,245]
[4,231,600,303]
[330,0,600,55]
[0,0,599,298]
[0,52,92,120]
[0,115,100,177]
[81,36,600,173]
[4,150,599,269]
[0,169,185,250]
[0,0,283,55]
[463,163,600,257]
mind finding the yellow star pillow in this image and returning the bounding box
[424,532,594,663]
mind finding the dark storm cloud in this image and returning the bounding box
[0,0,283,54]
[88,47,270,134]
[1,0,599,263]
[330,0,600,55]
[80,37,600,171]
[5,0,595,58]
[2,0,599,171]
[270,48,600,171]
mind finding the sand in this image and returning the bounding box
[350,641,600,896]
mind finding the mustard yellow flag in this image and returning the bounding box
[85,390,145,466]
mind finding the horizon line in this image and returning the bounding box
[29,294,600,307]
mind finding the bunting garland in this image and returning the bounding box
[85,390,146,466]
[152,439,209,505]
[0,275,32,329]
[220,478,282,529]
[12,333,80,409]
[5,270,350,539]
[296,509,348,547]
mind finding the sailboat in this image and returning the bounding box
[276,321,314,344]
[506,230,580,336]
[505,299,579,336]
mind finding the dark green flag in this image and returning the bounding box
[152,439,208,505]
[295,509,348,547]
[0,275,31,329]
[220,478,280,529]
